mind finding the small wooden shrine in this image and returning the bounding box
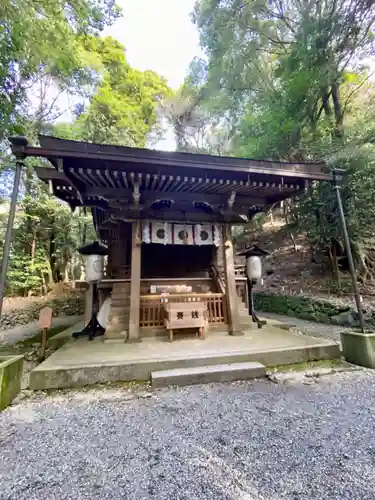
[12,135,332,342]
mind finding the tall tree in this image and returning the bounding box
[54,37,172,147]
[192,0,375,280]
[0,0,121,143]
[193,0,375,139]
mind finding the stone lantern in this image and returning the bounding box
[73,241,108,341]
[238,245,269,329]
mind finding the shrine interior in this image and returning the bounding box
[141,243,215,279]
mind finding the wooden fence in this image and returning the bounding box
[139,293,227,328]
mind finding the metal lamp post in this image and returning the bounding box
[238,245,269,329]
[332,169,365,332]
[72,241,108,341]
[0,136,28,317]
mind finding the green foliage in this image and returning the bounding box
[192,0,375,279]
[0,173,96,296]
[0,8,172,297]
[0,0,121,142]
[55,37,172,147]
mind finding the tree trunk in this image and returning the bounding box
[332,242,341,287]
[27,231,37,297]
[331,81,344,139]
[49,216,58,285]
[289,231,297,252]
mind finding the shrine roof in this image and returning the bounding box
[15,134,331,180]
[11,135,332,228]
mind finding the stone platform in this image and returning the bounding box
[151,361,266,387]
[30,317,341,390]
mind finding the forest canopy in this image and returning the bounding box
[0,0,172,296]
[173,0,375,284]
[2,0,375,296]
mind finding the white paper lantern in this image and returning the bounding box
[246,256,262,282]
[85,254,104,283]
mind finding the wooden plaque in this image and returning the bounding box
[39,307,52,329]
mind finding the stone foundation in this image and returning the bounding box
[0,355,24,411]
[254,292,359,326]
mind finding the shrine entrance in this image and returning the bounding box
[141,243,215,279]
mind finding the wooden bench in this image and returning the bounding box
[164,302,208,342]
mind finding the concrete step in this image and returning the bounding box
[151,361,266,388]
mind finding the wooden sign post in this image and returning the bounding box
[39,307,52,361]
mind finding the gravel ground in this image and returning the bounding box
[0,315,82,346]
[261,312,347,343]
[1,370,375,500]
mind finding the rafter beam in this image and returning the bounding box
[82,187,268,207]
[99,210,246,224]
[54,159,84,204]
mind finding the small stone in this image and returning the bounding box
[138,392,153,399]
[22,389,34,398]
[303,379,316,385]
[267,372,304,384]
[123,394,135,401]
[305,368,335,378]
[331,311,356,326]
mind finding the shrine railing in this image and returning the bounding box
[139,293,227,328]
[214,265,246,278]
[234,265,246,277]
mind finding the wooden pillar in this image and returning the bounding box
[222,223,243,335]
[128,220,141,342]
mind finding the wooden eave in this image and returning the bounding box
[22,135,332,229]
[25,135,331,181]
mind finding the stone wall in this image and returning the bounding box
[0,294,85,331]
[254,292,361,327]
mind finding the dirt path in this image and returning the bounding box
[261,312,346,343]
[0,315,83,346]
